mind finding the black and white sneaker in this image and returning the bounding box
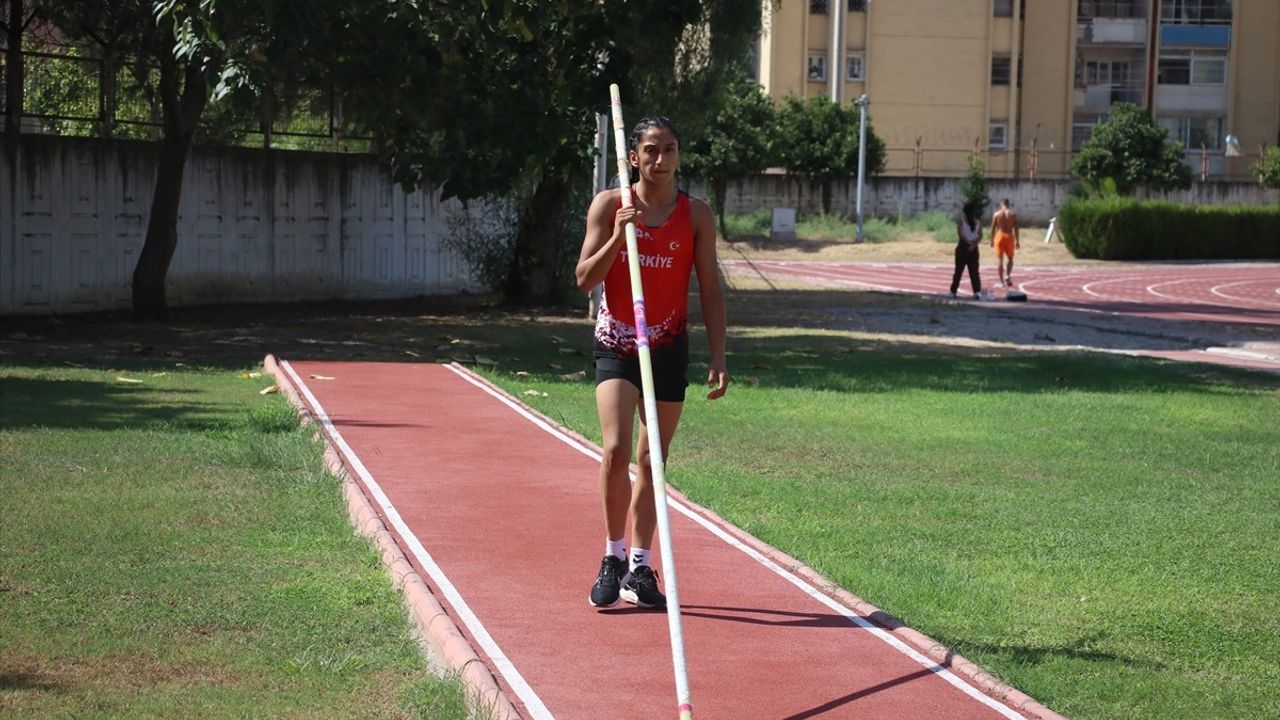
[620,565,666,609]
[589,555,627,607]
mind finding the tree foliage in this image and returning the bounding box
[1255,147,1280,191]
[1070,103,1192,196]
[775,94,885,215]
[959,153,989,215]
[36,0,766,309]
[681,73,777,236]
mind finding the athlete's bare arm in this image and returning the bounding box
[690,197,728,400]
[576,189,637,292]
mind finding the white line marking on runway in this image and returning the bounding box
[282,361,555,720]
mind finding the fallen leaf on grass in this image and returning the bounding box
[742,376,759,386]
[115,376,143,384]
[547,363,563,370]
[239,371,262,380]
[150,372,168,378]
[558,370,587,381]
[310,374,335,381]
[558,347,584,356]
[475,356,497,367]
[548,335,566,344]
[514,371,530,377]
[522,390,549,398]
[259,385,280,395]
[404,350,421,358]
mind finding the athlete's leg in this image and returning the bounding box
[630,399,685,550]
[596,378,640,541]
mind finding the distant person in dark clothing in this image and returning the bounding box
[950,203,983,299]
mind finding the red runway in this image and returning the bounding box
[277,360,1053,720]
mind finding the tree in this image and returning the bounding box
[681,73,777,237]
[1071,102,1191,196]
[959,153,989,216]
[775,94,885,215]
[35,0,295,319]
[1255,147,1280,191]
[360,1,764,304]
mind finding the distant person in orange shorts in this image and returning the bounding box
[990,199,1020,287]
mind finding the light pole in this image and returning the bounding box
[854,94,869,243]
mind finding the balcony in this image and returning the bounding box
[1077,17,1148,45]
[1161,24,1231,48]
[1075,83,1146,110]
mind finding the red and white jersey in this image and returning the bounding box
[593,189,695,364]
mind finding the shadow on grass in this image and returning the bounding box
[1,295,1272,401]
[0,670,62,692]
[0,376,228,431]
[926,629,1165,671]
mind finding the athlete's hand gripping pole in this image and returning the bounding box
[609,83,694,720]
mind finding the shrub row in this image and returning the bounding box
[1059,198,1280,260]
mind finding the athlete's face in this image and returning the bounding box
[630,127,680,184]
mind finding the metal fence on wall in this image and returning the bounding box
[3,40,372,152]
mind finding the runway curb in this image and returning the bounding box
[453,362,1067,720]
[264,354,522,720]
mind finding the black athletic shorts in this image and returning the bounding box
[594,356,689,402]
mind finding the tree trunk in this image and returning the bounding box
[712,176,728,239]
[507,171,572,305]
[132,31,208,321]
[133,132,194,320]
[821,180,832,215]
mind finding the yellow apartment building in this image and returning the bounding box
[754,0,1279,180]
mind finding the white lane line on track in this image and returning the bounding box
[443,363,1029,720]
[1211,280,1280,304]
[1149,278,1280,310]
[281,361,555,720]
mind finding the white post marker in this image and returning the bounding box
[609,83,694,720]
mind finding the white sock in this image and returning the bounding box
[606,538,626,561]
[629,548,651,573]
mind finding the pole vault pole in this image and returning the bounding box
[609,83,694,720]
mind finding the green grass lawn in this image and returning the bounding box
[2,293,1277,720]
[476,327,1280,720]
[0,366,471,719]
[724,208,955,243]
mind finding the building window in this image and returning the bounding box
[807,54,827,83]
[991,56,1012,85]
[1161,0,1232,25]
[810,0,828,14]
[1158,53,1226,85]
[1079,0,1144,19]
[994,0,1014,17]
[744,40,759,84]
[1158,116,1225,149]
[850,0,867,11]
[989,123,1009,151]
[846,53,865,82]
[1073,114,1106,150]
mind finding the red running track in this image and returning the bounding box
[723,260,1280,328]
[278,359,1050,720]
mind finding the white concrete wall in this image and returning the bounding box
[697,174,1279,225]
[1,136,479,315]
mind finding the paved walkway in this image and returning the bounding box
[277,360,1059,720]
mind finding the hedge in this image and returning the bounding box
[1059,198,1280,260]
